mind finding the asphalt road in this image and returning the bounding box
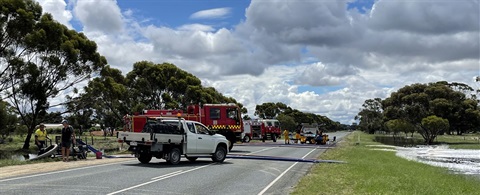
[0,131,350,195]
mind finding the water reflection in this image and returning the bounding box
[395,145,480,176]
[10,154,38,161]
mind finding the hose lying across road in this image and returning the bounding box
[227,154,346,164]
[76,140,132,159]
[77,140,345,163]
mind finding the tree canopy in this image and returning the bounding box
[70,62,247,129]
[357,81,480,144]
[0,0,107,149]
[254,102,341,131]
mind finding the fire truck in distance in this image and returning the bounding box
[123,103,242,151]
[242,119,281,143]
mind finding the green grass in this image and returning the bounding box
[292,131,480,195]
[0,134,123,167]
[435,134,480,149]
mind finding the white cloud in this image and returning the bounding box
[35,0,73,28]
[48,0,479,125]
[177,24,215,32]
[190,7,231,19]
[73,0,124,33]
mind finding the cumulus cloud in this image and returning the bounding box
[35,0,73,28]
[190,7,231,19]
[177,24,215,32]
[44,0,479,124]
[73,0,124,33]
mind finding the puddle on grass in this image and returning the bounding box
[10,154,38,161]
[395,145,480,177]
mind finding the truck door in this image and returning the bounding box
[194,123,215,153]
[185,122,197,153]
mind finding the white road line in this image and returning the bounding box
[107,164,211,195]
[151,170,183,180]
[108,146,276,194]
[257,147,317,195]
[0,160,136,183]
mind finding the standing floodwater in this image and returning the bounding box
[395,145,480,177]
[9,154,38,161]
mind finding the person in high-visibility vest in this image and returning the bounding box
[34,123,49,150]
[295,130,301,144]
[283,130,290,144]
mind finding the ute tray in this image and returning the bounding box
[142,122,183,134]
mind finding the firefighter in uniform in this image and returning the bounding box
[283,129,290,144]
[295,130,301,144]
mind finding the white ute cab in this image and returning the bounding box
[117,117,229,164]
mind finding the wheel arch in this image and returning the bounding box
[217,142,228,153]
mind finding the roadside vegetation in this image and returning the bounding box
[292,131,480,195]
[355,81,480,145]
[0,134,123,168]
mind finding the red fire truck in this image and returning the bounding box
[242,119,281,143]
[123,103,242,151]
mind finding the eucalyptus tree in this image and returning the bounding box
[254,102,278,119]
[0,100,17,139]
[126,61,203,110]
[0,0,42,95]
[253,102,340,131]
[355,98,384,134]
[254,102,290,119]
[382,81,480,142]
[70,65,130,130]
[276,113,296,131]
[2,7,106,148]
[420,115,449,144]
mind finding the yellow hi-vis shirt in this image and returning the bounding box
[35,129,47,141]
[283,130,289,138]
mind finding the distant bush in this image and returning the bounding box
[14,125,28,137]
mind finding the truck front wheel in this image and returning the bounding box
[243,135,251,143]
[212,146,227,163]
[272,133,277,142]
[138,152,152,164]
[167,148,181,165]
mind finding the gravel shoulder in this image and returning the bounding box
[0,156,134,179]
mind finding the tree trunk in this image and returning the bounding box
[22,131,33,149]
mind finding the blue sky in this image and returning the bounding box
[118,0,250,28]
[37,0,479,124]
[348,0,375,13]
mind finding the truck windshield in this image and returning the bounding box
[274,121,280,128]
[266,121,273,127]
[226,108,238,120]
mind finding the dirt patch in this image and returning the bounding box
[0,156,134,179]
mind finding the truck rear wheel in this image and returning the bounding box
[138,153,152,164]
[211,146,226,163]
[272,133,277,142]
[167,148,181,165]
